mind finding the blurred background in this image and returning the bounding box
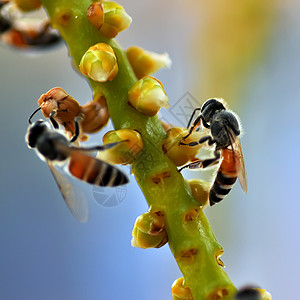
[0,0,299,299]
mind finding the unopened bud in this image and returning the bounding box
[80,43,118,82]
[99,1,132,38]
[98,129,143,165]
[127,46,172,79]
[171,278,193,300]
[131,212,168,249]
[163,127,204,166]
[87,2,104,30]
[81,99,109,134]
[128,76,169,116]
[14,0,42,11]
[38,87,81,124]
[187,179,210,209]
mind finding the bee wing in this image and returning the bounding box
[47,161,89,223]
[225,127,248,194]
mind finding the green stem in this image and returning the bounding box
[41,0,236,298]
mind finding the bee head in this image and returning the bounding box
[201,98,225,123]
[26,120,49,148]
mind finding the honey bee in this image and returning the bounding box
[26,120,129,222]
[179,98,247,206]
[0,0,60,49]
[29,87,109,142]
[234,287,261,300]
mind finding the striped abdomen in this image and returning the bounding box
[209,148,237,206]
[68,151,128,187]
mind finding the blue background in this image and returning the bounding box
[0,1,299,299]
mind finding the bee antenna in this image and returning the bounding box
[28,107,41,124]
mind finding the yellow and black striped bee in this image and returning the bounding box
[26,119,129,222]
[0,0,60,49]
[179,98,247,206]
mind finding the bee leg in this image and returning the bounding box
[178,149,220,172]
[201,116,210,129]
[182,115,210,141]
[199,135,216,146]
[49,111,59,129]
[182,115,201,140]
[186,108,201,129]
[49,109,68,129]
[69,117,82,143]
[179,135,216,147]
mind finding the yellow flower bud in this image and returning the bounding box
[128,76,169,116]
[97,129,144,165]
[87,2,104,30]
[100,1,132,38]
[163,127,205,166]
[80,43,118,82]
[14,0,42,11]
[171,278,193,300]
[127,46,172,79]
[131,212,168,249]
[187,179,210,209]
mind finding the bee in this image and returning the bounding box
[0,0,60,49]
[234,287,261,300]
[179,98,247,206]
[29,87,109,142]
[26,119,129,222]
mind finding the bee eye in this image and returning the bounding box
[200,98,218,112]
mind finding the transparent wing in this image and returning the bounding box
[47,161,89,223]
[225,128,248,194]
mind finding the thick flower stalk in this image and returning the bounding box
[27,0,270,299]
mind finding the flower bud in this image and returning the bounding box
[163,127,204,166]
[14,0,42,11]
[127,46,172,79]
[99,1,132,38]
[131,212,168,249]
[81,99,109,133]
[38,87,81,124]
[187,179,210,209]
[87,2,104,30]
[171,278,193,300]
[98,129,143,165]
[80,43,118,82]
[128,76,169,116]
